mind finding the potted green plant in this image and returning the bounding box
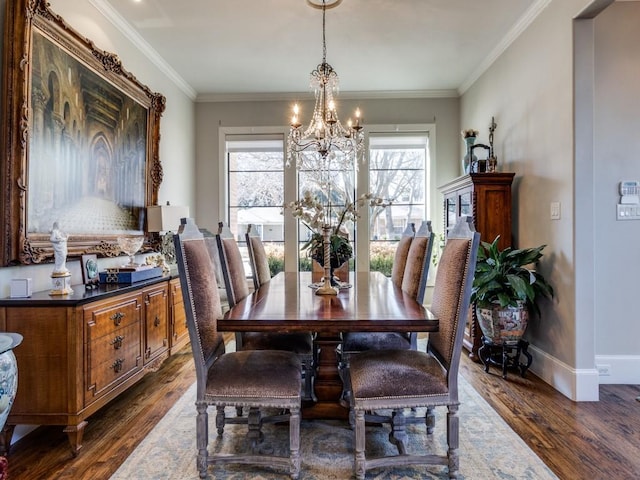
[470,236,554,344]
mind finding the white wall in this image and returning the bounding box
[0,0,195,296]
[592,2,640,384]
[195,97,460,235]
[461,0,600,400]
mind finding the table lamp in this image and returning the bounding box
[147,203,190,265]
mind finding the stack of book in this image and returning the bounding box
[99,264,163,284]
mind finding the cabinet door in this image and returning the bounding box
[143,284,169,363]
[445,195,457,232]
[169,279,189,350]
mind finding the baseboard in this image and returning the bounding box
[528,344,600,401]
[595,354,640,384]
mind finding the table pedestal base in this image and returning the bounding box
[303,335,348,420]
[478,337,532,379]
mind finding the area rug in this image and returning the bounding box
[110,363,558,479]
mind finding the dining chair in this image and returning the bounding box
[173,218,302,480]
[390,222,416,287]
[217,222,316,402]
[245,223,272,290]
[338,221,433,406]
[347,216,480,479]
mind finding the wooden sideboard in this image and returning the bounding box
[439,172,514,360]
[0,275,188,455]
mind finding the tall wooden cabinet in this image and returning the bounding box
[0,275,188,455]
[439,172,515,359]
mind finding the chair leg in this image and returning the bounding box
[289,406,301,480]
[196,402,209,479]
[246,407,264,451]
[337,354,353,410]
[426,407,435,434]
[447,404,460,479]
[354,410,366,480]
[215,405,225,435]
[302,357,316,402]
[389,409,408,455]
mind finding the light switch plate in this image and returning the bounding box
[550,202,561,220]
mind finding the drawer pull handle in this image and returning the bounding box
[154,316,161,327]
[110,335,124,349]
[112,358,124,373]
[110,312,124,326]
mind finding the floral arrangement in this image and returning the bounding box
[284,191,389,268]
[461,129,479,138]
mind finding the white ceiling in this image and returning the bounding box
[96,0,547,100]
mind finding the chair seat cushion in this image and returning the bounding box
[350,349,448,400]
[206,350,302,400]
[241,332,313,355]
[341,332,411,352]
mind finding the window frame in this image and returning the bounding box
[219,123,436,274]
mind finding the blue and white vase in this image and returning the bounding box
[0,333,22,434]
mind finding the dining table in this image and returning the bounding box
[219,271,439,419]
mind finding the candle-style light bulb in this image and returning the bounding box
[293,103,299,115]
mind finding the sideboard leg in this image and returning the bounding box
[64,421,88,456]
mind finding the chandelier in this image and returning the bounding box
[286,0,364,170]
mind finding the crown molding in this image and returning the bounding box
[196,89,459,103]
[89,0,197,100]
[458,0,551,95]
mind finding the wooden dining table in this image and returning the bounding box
[219,271,439,419]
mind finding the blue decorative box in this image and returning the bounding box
[99,266,163,284]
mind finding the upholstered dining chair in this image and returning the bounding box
[217,222,316,402]
[338,221,433,406]
[245,223,272,290]
[346,216,480,480]
[173,218,302,480]
[390,222,416,288]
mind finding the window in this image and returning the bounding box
[221,125,433,277]
[226,135,285,276]
[367,132,429,276]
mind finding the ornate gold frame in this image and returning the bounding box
[0,0,165,265]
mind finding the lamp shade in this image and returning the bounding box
[147,205,190,233]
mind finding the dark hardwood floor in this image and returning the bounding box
[5,343,640,480]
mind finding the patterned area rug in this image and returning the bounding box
[110,363,557,479]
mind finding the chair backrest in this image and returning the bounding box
[245,224,271,290]
[427,216,480,385]
[390,223,415,287]
[401,220,434,304]
[173,218,226,391]
[216,222,250,308]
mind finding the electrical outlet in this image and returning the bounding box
[596,364,611,376]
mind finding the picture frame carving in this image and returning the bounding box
[0,0,165,266]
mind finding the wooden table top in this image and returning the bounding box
[219,271,438,334]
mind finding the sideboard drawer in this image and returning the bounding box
[85,328,143,404]
[84,294,142,341]
[87,322,142,371]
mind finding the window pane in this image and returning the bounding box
[228,148,283,171]
[226,138,285,274]
[369,135,428,276]
[229,171,283,207]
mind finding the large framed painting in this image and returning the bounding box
[0,0,165,266]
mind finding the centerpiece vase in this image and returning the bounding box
[316,225,338,296]
[463,136,477,174]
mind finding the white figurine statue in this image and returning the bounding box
[50,222,69,274]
